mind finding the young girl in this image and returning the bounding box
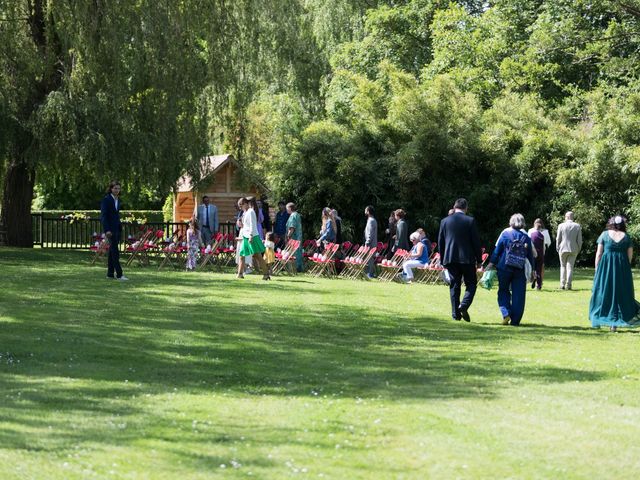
[263,232,276,276]
[237,197,270,280]
[186,218,203,270]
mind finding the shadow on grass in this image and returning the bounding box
[0,248,608,459]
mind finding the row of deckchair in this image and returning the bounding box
[90,229,240,271]
[90,230,489,284]
[376,246,489,284]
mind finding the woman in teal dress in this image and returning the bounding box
[589,215,640,331]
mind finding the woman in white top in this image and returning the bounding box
[237,197,269,280]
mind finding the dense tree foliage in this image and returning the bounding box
[0,0,320,245]
[3,0,640,259]
[240,0,640,260]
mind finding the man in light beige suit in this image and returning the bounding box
[556,211,582,290]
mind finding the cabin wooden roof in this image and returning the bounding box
[176,154,269,194]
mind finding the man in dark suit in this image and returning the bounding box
[101,180,128,281]
[438,198,482,322]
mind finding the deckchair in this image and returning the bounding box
[125,229,154,267]
[413,243,438,284]
[272,239,300,275]
[338,245,367,278]
[422,253,446,285]
[302,240,319,261]
[307,243,340,277]
[378,249,409,282]
[89,236,110,265]
[158,242,180,270]
[197,236,222,271]
[345,246,377,280]
[218,233,237,267]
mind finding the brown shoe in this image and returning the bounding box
[502,315,511,325]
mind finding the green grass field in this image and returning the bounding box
[1,248,639,479]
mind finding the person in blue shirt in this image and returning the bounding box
[402,231,430,284]
[274,201,289,249]
[316,207,336,248]
[487,213,535,326]
[417,228,432,258]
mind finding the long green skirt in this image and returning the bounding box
[589,232,640,328]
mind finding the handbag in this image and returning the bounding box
[439,268,452,285]
[479,269,497,290]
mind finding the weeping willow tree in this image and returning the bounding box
[0,0,319,246]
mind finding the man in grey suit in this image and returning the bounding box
[364,205,378,279]
[195,195,218,245]
[556,211,582,290]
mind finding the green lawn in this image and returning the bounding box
[1,248,639,479]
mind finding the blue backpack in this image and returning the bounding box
[504,231,527,269]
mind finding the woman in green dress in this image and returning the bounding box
[589,215,640,331]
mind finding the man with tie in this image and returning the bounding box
[100,180,128,281]
[438,198,483,322]
[195,195,218,245]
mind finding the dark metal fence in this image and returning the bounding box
[31,214,236,249]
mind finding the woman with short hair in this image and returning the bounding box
[589,215,640,331]
[401,231,429,284]
[487,213,535,326]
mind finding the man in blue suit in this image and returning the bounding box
[195,195,219,245]
[438,198,482,322]
[101,181,128,281]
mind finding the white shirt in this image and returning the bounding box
[111,194,119,211]
[241,208,259,238]
[527,228,551,250]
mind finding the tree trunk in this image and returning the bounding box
[0,0,60,247]
[1,157,36,247]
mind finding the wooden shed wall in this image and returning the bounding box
[174,162,262,223]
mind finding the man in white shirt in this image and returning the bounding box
[195,195,218,245]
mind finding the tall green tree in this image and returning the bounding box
[0,0,321,246]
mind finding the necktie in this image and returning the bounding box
[204,205,209,228]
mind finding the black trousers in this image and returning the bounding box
[107,233,123,278]
[446,263,477,319]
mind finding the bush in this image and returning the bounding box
[34,210,164,222]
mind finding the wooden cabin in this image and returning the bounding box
[173,154,268,223]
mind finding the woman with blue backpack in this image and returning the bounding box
[486,213,535,326]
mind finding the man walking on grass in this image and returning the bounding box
[556,211,582,290]
[438,198,482,322]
